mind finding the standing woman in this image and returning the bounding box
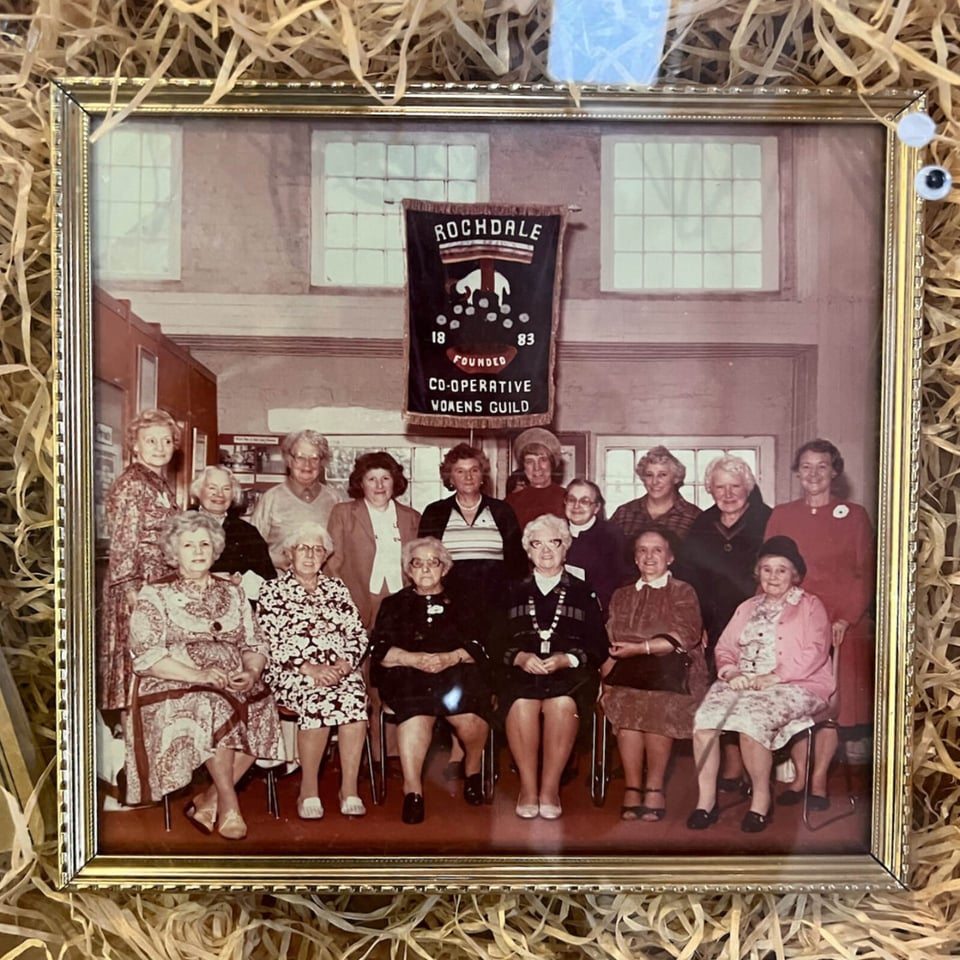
[251,430,342,565]
[191,465,275,601]
[563,479,631,616]
[325,452,421,632]
[260,523,370,820]
[610,446,701,563]
[675,455,771,788]
[418,442,526,616]
[765,439,875,807]
[99,408,182,714]
[505,428,568,530]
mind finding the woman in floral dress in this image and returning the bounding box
[686,537,834,834]
[99,408,181,714]
[124,512,281,841]
[260,522,369,820]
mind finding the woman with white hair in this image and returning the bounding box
[370,537,491,824]
[250,429,343,564]
[492,514,607,820]
[191,465,275,599]
[123,512,281,840]
[674,455,772,790]
[259,522,369,820]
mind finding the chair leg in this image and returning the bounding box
[364,730,379,806]
[590,706,609,807]
[266,768,279,819]
[163,794,171,831]
[377,708,387,805]
[801,728,814,828]
[482,726,496,803]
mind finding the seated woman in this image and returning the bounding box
[601,528,707,821]
[123,512,282,841]
[370,537,491,824]
[259,523,370,820]
[687,536,835,833]
[492,514,607,820]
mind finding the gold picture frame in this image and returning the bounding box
[53,79,922,890]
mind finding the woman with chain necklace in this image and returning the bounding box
[491,513,607,820]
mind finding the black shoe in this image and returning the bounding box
[402,792,424,824]
[741,808,773,833]
[807,794,830,811]
[463,773,483,806]
[777,788,804,806]
[686,805,720,830]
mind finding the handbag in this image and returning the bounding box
[605,634,692,695]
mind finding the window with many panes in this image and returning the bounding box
[91,121,182,280]
[597,436,776,515]
[325,436,502,513]
[602,136,779,292]
[311,133,490,288]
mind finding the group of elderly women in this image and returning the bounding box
[100,412,874,838]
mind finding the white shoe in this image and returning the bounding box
[297,796,324,819]
[539,802,562,820]
[339,794,367,817]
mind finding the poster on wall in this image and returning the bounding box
[403,200,568,429]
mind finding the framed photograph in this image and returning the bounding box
[53,80,922,890]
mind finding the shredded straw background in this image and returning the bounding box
[1,0,959,956]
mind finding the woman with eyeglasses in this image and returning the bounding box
[370,537,491,823]
[251,430,343,566]
[260,522,369,820]
[492,514,607,820]
[563,478,632,615]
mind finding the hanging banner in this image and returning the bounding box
[403,199,569,429]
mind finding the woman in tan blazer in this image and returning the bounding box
[325,452,421,769]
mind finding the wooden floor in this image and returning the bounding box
[100,741,872,858]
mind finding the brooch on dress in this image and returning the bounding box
[833,504,849,519]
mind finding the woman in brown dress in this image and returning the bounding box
[602,528,707,821]
[99,408,181,714]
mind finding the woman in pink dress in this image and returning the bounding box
[764,439,875,809]
[99,408,181,714]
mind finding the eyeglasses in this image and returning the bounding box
[292,454,321,465]
[293,543,325,555]
[411,557,441,569]
[564,496,596,507]
[529,538,563,549]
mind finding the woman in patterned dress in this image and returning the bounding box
[99,408,182,714]
[260,522,370,820]
[123,512,282,841]
[686,537,834,834]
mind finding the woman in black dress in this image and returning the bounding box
[370,537,491,824]
[492,514,607,820]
